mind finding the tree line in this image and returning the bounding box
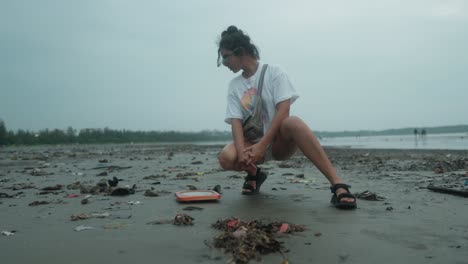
[0,120,231,146]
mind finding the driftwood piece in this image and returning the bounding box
[427,185,468,197]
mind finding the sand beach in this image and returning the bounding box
[0,143,467,264]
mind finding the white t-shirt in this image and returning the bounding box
[224,62,299,134]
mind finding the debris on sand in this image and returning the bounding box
[41,184,63,191]
[355,190,386,201]
[74,225,93,232]
[0,192,16,198]
[143,189,171,197]
[173,213,194,225]
[30,168,54,176]
[427,185,468,198]
[182,206,203,211]
[146,213,194,226]
[10,183,35,190]
[211,218,305,264]
[28,201,50,206]
[213,185,222,194]
[108,176,122,187]
[92,165,132,171]
[70,212,110,221]
[110,185,136,196]
[1,230,16,236]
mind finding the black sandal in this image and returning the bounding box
[242,168,268,195]
[330,183,357,210]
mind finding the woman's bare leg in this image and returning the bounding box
[272,116,355,203]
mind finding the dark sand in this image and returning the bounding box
[0,144,467,264]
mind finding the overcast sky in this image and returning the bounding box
[1,0,467,132]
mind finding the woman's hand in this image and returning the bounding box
[238,147,253,166]
[244,142,267,165]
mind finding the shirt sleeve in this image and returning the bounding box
[271,67,299,106]
[224,86,244,124]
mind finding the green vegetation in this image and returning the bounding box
[0,121,231,146]
[0,119,467,146]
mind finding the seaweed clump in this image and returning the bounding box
[211,218,305,263]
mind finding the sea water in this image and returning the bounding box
[319,133,468,150]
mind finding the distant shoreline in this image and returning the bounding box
[1,123,467,146]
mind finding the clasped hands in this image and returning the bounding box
[239,142,267,167]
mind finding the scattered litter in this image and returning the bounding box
[41,184,63,191]
[0,192,14,198]
[144,190,160,197]
[427,185,468,198]
[213,185,222,194]
[65,194,82,198]
[28,201,50,206]
[110,213,132,219]
[355,191,386,201]
[146,219,173,225]
[286,177,314,184]
[186,185,197,190]
[74,225,93,231]
[278,223,289,233]
[175,190,221,202]
[110,185,136,196]
[11,183,35,190]
[92,165,132,171]
[173,213,194,225]
[182,206,203,211]
[66,182,81,190]
[108,177,121,187]
[70,212,110,221]
[30,169,54,176]
[103,222,127,230]
[146,213,194,226]
[1,231,16,236]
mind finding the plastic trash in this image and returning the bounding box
[66,194,82,198]
[279,223,289,233]
[74,225,93,231]
[1,231,16,236]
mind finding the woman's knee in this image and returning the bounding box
[217,144,237,170]
[280,116,306,135]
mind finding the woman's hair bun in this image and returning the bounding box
[226,25,238,34]
[221,25,239,38]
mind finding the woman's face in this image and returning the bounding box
[219,48,242,73]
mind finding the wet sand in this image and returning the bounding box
[0,144,467,264]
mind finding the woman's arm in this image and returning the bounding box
[245,99,291,164]
[232,118,251,165]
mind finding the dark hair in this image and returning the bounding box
[218,25,260,59]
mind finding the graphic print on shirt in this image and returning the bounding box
[241,87,258,114]
[240,87,269,124]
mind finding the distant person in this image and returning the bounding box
[216,26,356,210]
[414,128,418,138]
[421,129,427,138]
